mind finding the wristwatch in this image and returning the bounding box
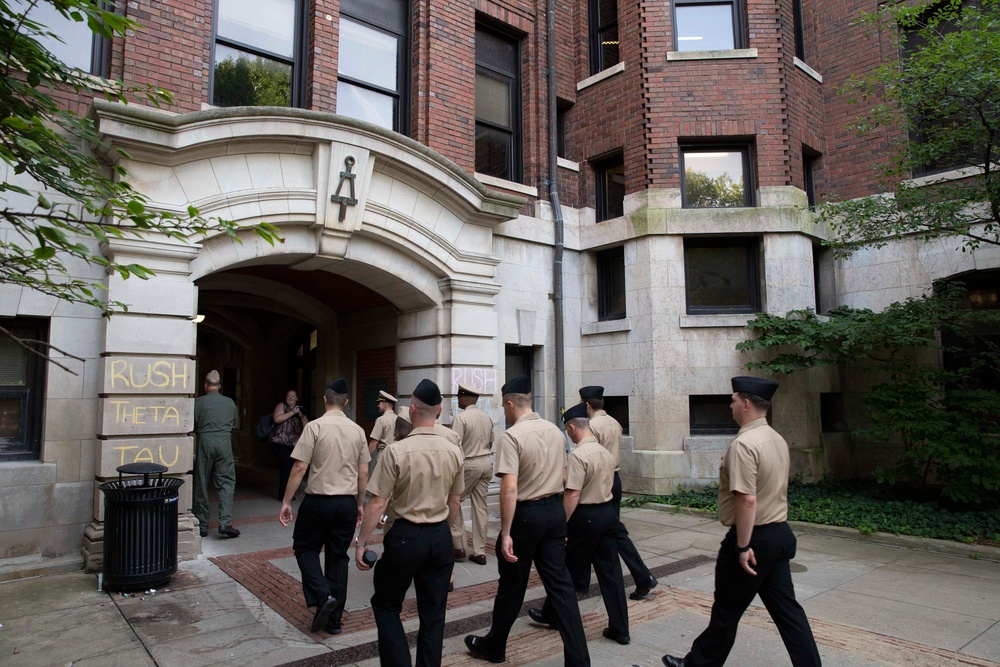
[354,537,365,548]
[735,543,752,554]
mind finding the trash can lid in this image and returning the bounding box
[117,462,168,475]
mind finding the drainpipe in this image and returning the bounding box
[546,0,566,422]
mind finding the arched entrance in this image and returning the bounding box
[82,103,523,570]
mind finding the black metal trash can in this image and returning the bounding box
[100,462,184,591]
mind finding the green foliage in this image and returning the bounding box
[625,479,1000,543]
[213,54,292,107]
[0,1,281,326]
[820,0,1000,256]
[739,281,1000,505]
[684,169,745,208]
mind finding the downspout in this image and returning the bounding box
[546,0,566,421]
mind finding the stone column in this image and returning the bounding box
[82,238,201,572]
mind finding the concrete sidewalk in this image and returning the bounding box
[2,492,999,667]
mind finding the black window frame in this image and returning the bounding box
[337,0,411,135]
[604,395,630,435]
[689,395,739,435]
[210,0,308,108]
[595,151,626,222]
[0,317,48,462]
[475,24,523,183]
[683,236,762,314]
[12,0,111,76]
[792,0,806,61]
[597,246,627,322]
[680,143,756,208]
[803,147,820,208]
[672,0,745,52]
[589,0,621,74]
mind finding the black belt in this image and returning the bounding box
[518,493,563,507]
[305,493,354,499]
[393,517,448,527]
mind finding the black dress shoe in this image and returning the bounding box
[218,524,241,538]
[310,595,337,633]
[199,527,208,537]
[454,548,467,561]
[469,554,487,565]
[527,607,554,627]
[630,575,658,600]
[603,627,631,645]
[325,619,342,635]
[465,635,505,663]
[448,581,454,592]
[662,655,685,667]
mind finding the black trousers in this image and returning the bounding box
[481,495,590,666]
[269,441,295,501]
[371,519,454,667]
[685,522,822,667]
[292,494,355,625]
[577,471,652,589]
[542,501,628,637]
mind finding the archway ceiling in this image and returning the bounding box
[228,265,391,314]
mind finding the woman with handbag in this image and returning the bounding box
[270,389,309,501]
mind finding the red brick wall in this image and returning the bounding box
[816,0,903,202]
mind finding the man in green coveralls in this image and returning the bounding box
[193,369,241,538]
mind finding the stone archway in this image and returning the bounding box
[82,103,523,570]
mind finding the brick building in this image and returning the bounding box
[1,0,997,572]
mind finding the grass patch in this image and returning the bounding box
[623,479,1000,545]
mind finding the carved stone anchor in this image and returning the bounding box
[330,155,358,222]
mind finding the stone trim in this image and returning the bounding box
[576,61,626,91]
[678,314,754,328]
[581,318,632,336]
[667,48,757,61]
[793,57,823,83]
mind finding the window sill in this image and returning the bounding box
[679,313,756,328]
[582,318,632,336]
[576,61,626,91]
[474,173,538,197]
[667,48,757,61]
[557,158,580,172]
[793,57,823,83]
[904,164,994,188]
[683,435,735,451]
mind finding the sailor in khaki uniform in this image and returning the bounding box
[528,402,630,645]
[662,377,821,667]
[465,375,590,666]
[580,385,657,599]
[355,379,464,667]
[449,383,494,564]
[279,378,369,634]
[368,390,398,476]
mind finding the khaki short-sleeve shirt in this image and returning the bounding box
[566,436,615,505]
[452,405,494,458]
[494,412,566,501]
[367,426,464,523]
[370,411,397,450]
[292,410,370,496]
[431,423,460,447]
[588,410,622,471]
[718,418,790,527]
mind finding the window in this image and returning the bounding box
[337,0,409,133]
[820,393,846,433]
[689,395,738,435]
[589,0,620,74]
[476,26,522,182]
[684,237,761,314]
[504,345,534,385]
[902,1,978,176]
[595,153,625,221]
[211,0,305,107]
[597,246,626,321]
[0,318,48,462]
[682,145,754,208]
[11,0,109,75]
[793,0,806,61]
[812,244,835,314]
[556,102,571,159]
[803,147,819,207]
[604,396,630,435]
[673,0,744,51]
